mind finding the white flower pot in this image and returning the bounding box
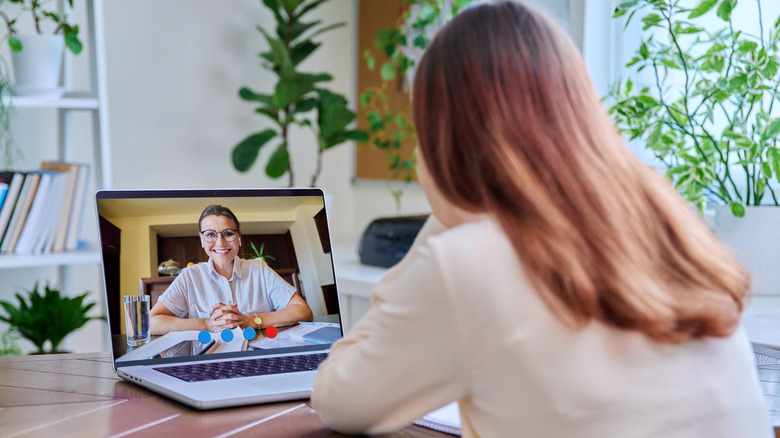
[714,205,780,296]
[10,34,64,97]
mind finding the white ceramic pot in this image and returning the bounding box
[714,205,780,296]
[10,34,64,97]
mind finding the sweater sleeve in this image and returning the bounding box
[311,215,466,434]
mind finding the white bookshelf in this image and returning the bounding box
[0,248,101,269]
[0,0,110,269]
[9,94,99,110]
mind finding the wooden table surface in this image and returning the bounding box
[3,348,780,437]
[0,352,449,438]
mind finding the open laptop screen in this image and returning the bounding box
[96,188,341,367]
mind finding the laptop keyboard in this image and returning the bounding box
[153,352,328,382]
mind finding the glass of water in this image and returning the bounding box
[124,294,150,347]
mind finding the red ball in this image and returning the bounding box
[266,326,278,338]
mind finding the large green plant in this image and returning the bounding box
[0,0,82,55]
[0,283,102,353]
[232,0,368,187]
[608,0,780,217]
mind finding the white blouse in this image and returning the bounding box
[157,257,295,320]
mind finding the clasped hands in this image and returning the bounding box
[205,302,250,332]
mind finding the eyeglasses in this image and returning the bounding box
[200,229,238,243]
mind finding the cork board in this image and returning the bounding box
[355,0,417,182]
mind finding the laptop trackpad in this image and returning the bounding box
[247,372,316,392]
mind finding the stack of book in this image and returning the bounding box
[0,161,91,255]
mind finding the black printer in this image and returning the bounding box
[358,215,429,267]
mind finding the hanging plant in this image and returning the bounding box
[359,0,478,209]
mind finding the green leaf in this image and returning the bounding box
[273,77,310,109]
[380,62,396,81]
[612,0,639,18]
[8,36,22,52]
[280,0,305,15]
[239,88,273,106]
[303,22,345,42]
[716,0,734,21]
[296,0,329,18]
[641,13,662,30]
[688,0,718,18]
[64,27,82,55]
[257,26,291,69]
[763,57,779,78]
[293,97,317,114]
[639,42,649,59]
[729,202,745,217]
[283,19,321,43]
[767,118,780,138]
[678,26,703,34]
[344,130,370,142]
[768,148,780,184]
[231,129,277,172]
[255,106,279,122]
[290,40,319,66]
[661,58,681,69]
[266,143,290,178]
[317,88,356,146]
[263,0,285,26]
[738,40,758,53]
[359,91,374,108]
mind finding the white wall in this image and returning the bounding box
[102,0,407,238]
[0,0,593,353]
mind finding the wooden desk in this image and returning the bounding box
[0,353,449,438]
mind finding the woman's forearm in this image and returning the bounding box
[246,303,314,329]
[150,314,208,335]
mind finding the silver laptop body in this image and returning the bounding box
[96,188,342,409]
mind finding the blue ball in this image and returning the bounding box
[198,330,211,344]
[243,327,256,340]
[221,329,234,342]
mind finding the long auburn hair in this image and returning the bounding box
[412,1,750,343]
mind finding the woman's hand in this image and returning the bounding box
[205,302,244,331]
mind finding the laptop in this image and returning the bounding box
[96,188,343,409]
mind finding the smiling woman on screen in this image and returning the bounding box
[149,204,312,335]
[310,2,771,437]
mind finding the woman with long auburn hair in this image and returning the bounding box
[312,2,770,436]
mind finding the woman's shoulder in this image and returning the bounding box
[428,217,510,254]
[177,261,212,279]
[235,257,271,273]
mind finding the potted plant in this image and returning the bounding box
[248,241,276,264]
[0,0,83,95]
[607,0,780,294]
[0,283,102,353]
[231,0,368,187]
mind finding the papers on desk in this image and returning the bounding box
[415,402,461,436]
